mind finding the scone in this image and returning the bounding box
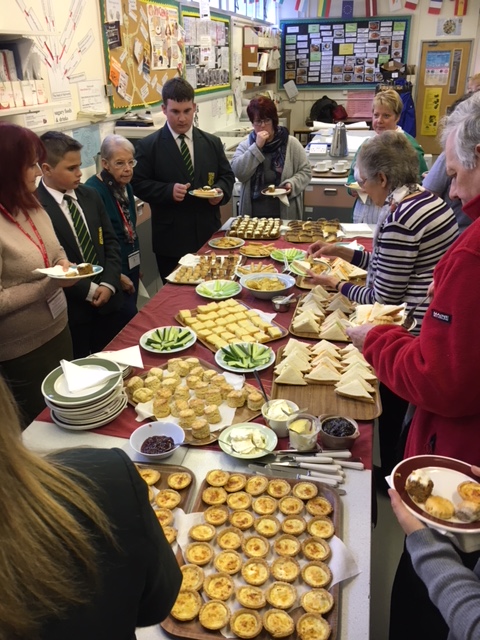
[204,404,221,424]
[192,418,210,440]
[214,549,243,575]
[271,556,301,583]
[307,516,335,539]
[266,581,297,610]
[241,558,270,586]
[456,499,480,523]
[281,515,307,537]
[405,469,434,503]
[184,542,214,566]
[144,375,161,392]
[203,572,234,601]
[227,390,246,408]
[262,609,295,638]
[267,479,292,499]
[180,564,205,591]
[301,589,334,615]
[170,589,202,621]
[301,561,333,588]
[179,408,195,428]
[253,515,281,538]
[302,537,331,562]
[424,495,455,520]
[153,397,170,419]
[247,391,264,411]
[230,609,262,639]
[199,600,230,631]
[236,585,266,609]
[296,612,332,640]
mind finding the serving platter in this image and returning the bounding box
[161,472,342,640]
[139,326,197,354]
[214,344,275,374]
[166,254,242,285]
[208,237,245,250]
[135,462,197,514]
[217,423,278,459]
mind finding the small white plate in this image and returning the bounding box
[261,188,287,197]
[208,237,245,250]
[189,189,220,198]
[195,280,242,300]
[218,423,278,459]
[270,248,307,264]
[139,326,197,354]
[38,265,103,280]
[330,169,349,175]
[215,344,275,374]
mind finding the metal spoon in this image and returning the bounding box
[402,295,430,330]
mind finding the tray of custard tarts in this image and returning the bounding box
[134,463,196,544]
[162,470,342,640]
[176,299,287,352]
[124,357,268,446]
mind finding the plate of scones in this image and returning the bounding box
[392,455,480,533]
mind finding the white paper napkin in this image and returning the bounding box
[92,346,144,369]
[60,360,120,393]
[251,308,277,323]
[34,265,68,276]
[278,194,290,207]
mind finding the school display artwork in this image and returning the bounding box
[182,12,230,94]
[280,17,410,90]
[100,0,182,111]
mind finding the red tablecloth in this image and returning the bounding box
[37,232,374,468]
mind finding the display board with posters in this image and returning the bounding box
[280,17,411,91]
[100,0,183,111]
[181,8,231,96]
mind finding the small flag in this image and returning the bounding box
[318,0,326,15]
[324,0,332,16]
[365,0,378,16]
[389,0,402,11]
[295,0,307,11]
[428,0,442,13]
[404,0,419,9]
[454,0,467,15]
[342,0,353,17]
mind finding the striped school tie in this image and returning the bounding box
[178,134,194,183]
[64,195,99,265]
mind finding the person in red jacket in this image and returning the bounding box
[347,91,480,640]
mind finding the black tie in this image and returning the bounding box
[64,195,98,265]
[178,134,194,182]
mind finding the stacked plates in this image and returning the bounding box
[41,358,127,430]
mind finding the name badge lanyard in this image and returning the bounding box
[0,203,50,267]
[115,200,135,244]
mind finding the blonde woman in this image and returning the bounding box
[0,375,181,639]
[346,89,428,223]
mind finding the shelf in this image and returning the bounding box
[0,100,71,118]
[0,31,54,40]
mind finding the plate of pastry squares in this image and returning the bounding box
[392,455,480,534]
[36,263,103,280]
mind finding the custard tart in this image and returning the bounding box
[296,612,332,640]
[278,496,304,516]
[167,472,192,490]
[271,556,301,583]
[230,608,263,639]
[241,558,270,586]
[204,505,229,526]
[202,486,228,506]
[199,600,230,631]
[156,489,181,510]
[236,585,267,609]
[302,537,331,562]
[266,581,297,610]
[292,481,318,500]
[154,508,173,527]
[203,572,235,601]
[188,523,216,542]
[184,542,214,566]
[267,479,292,499]
[214,549,243,575]
[242,534,270,558]
[301,589,334,615]
[273,534,301,557]
[252,495,277,515]
[229,509,255,530]
[180,564,204,591]
[281,515,307,537]
[262,609,295,638]
[216,526,244,550]
[245,475,269,496]
[227,491,252,511]
[301,561,333,588]
[162,525,177,544]
[206,468,230,487]
[307,516,335,539]
[224,473,247,492]
[306,496,333,517]
[253,515,281,538]
[170,589,202,621]
[138,468,161,485]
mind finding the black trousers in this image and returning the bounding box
[155,254,182,284]
[69,305,135,359]
[378,383,410,476]
[390,542,480,640]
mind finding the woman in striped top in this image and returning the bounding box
[308,131,458,479]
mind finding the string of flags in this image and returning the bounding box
[275,0,468,18]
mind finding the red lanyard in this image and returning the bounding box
[115,200,135,244]
[0,203,50,268]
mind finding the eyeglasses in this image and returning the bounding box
[356,176,368,188]
[111,159,137,169]
[252,118,272,126]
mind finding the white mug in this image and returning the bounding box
[315,161,327,171]
[333,161,346,171]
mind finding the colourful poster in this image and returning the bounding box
[421,87,442,136]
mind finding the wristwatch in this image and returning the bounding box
[336,280,347,292]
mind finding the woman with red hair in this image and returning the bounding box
[0,123,74,427]
[232,96,311,218]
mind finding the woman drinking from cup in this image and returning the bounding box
[231,96,311,219]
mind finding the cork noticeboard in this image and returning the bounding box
[280,16,411,91]
[181,9,231,96]
[100,0,183,111]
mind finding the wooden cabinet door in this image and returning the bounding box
[415,40,472,155]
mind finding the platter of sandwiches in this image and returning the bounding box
[271,339,382,420]
[296,258,367,290]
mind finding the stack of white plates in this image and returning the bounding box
[41,358,127,430]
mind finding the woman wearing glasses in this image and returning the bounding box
[231,96,311,218]
[86,135,141,319]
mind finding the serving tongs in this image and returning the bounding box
[402,294,430,331]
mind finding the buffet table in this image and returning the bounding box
[24,227,375,640]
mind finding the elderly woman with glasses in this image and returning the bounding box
[231,96,311,219]
[308,131,458,481]
[86,134,141,320]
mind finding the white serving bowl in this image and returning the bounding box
[240,273,296,300]
[261,399,300,437]
[130,421,185,460]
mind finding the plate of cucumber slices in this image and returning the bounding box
[140,326,197,353]
[195,279,242,300]
[215,342,275,373]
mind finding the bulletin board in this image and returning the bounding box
[100,0,183,112]
[181,8,231,96]
[280,17,411,91]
